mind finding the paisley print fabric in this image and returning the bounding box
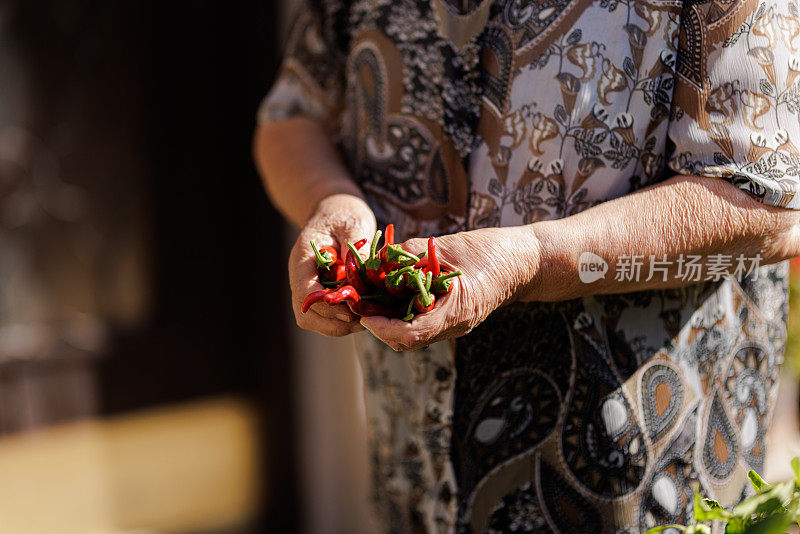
[669,1,800,208]
[261,0,797,531]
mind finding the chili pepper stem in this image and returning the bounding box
[432,270,462,293]
[365,230,384,272]
[395,250,419,261]
[370,230,382,259]
[310,240,333,269]
[387,244,421,265]
[401,298,416,322]
[412,270,434,307]
[436,270,462,282]
[347,242,366,269]
[387,266,414,285]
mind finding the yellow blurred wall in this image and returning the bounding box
[0,396,259,534]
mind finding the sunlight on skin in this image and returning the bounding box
[255,119,800,350]
[362,177,800,351]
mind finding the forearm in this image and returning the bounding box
[253,116,368,227]
[516,175,800,302]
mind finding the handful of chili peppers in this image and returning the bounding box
[301,224,462,321]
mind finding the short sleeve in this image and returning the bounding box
[668,1,800,209]
[257,1,347,129]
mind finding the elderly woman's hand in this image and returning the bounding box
[289,194,376,337]
[359,227,536,351]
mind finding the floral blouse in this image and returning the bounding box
[261,0,799,532]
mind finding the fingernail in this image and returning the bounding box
[336,314,351,322]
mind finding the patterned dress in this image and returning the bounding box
[261,0,799,532]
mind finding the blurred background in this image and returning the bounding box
[0,1,797,533]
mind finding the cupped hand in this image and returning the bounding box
[289,194,376,337]
[359,226,536,351]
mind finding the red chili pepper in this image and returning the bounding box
[426,237,440,278]
[379,224,394,263]
[385,266,413,298]
[411,270,435,313]
[382,260,401,275]
[365,230,387,287]
[367,269,386,287]
[323,284,361,305]
[413,238,438,276]
[310,240,338,270]
[349,238,368,256]
[319,260,347,286]
[345,239,369,294]
[300,288,333,313]
[414,293,435,314]
[431,270,462,294]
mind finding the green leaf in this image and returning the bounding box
[748,470,768,492]
[791,457,800,487]
[725,518,746,534]
[646,526,686,534]
[741,511,794,534]
[694,492,731,521]
[685,525,711,534]
[785,495,800,524]
[732,482,794,517]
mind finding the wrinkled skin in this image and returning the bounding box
[261,119,800,350]
[289,194,376,337]
[360,227,536,351]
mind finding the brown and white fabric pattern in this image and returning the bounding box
[261,0,797,532]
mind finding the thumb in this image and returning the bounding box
[359,314,389,334]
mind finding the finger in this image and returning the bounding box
[291,279,358,323]
[309,308,365,335]
[360,291,462,349]
[350,322,366,332]
[298,223,341,247]
[291,250,325,294]
[360,315,427,351]
[310,301,360,323]
[295,307,357,337]
[358,315,402,350]
[308,307,364,333]
[291,254,358,322]
[397,309,459,347]
[358,314,392,332]
[291,283,359,335]
[333,225,375,261]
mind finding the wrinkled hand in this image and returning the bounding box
[290,194,376,337]
[360,227,536,351]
